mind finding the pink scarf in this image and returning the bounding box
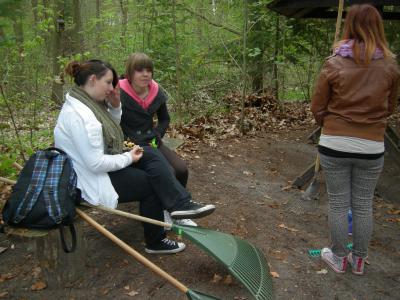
[334,39,384,60]
[119,79,159,110]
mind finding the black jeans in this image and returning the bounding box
[158,144,189,187]
[108,146,191,246]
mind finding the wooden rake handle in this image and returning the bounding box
[91,204,171,229]
[0,177,16,185]
[0,162,22,185]
[314,153,320,174]
[75,208,188,294]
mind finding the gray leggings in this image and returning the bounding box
[319,153,384,258]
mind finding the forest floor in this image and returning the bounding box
[1,101,400,300]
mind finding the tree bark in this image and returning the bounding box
[172,0,182,125]
[72,0,84,55]
[334,0,345,46]
[11,12,24,64]
[119,0,128,50]
[50,0,64,106]
[273,14,280,101]
[146,0,157,49]
[247,0,267,93]
[95,0,101,56]
[239,0,248,134]
[31,0,39,34]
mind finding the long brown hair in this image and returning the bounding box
[338,4,394,64]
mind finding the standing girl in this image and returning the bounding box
[311,4,399,274]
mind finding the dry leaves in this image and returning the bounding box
[386,218,400,223]
[0,273,17,282]
[387,209,400,215]
[30,280,47,291]
[126,290,139,297]
[212,273,223,283]
[270,271,280,278]
[0,291,9,298]
[170,93,314,154]
[31,267,42,278]
[268,203,280,209]
[212,274,233,285]
[278,223,299,232]
[243,171,253,176]
[223,275,233,285]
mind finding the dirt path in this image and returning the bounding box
[1,127,399,299]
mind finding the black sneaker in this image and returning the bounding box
[170,201,215,219]
[145,238,186,254]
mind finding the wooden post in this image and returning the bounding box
[334,0,344,46]
[5,218,87,288]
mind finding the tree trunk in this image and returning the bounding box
[11,12,24,65]
[247,0,266,93]
[172,0,182,125]
[239,0,248,134]
[42,0,52,56]
[72,0,84,55]
[95,0,101,56]
[146,0,156,49]
[120,0,128,50]
[273,14,280,101]
[50,0,64,106]
[31,0,39,34]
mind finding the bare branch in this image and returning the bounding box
[183,5,241,36]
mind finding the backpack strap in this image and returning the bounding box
[13,151,50,223]
[43,149,78,253]
[42,151,68,224]
[67,158,78,199]
[58,223,77,253]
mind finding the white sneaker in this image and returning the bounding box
[174,218,198,227]
[163,210,197,230]
[321,247,348,274]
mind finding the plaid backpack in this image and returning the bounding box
[2,147,79,253]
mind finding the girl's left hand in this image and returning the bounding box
[107,83,121,108]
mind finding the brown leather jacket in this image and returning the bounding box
[311,54,399,141]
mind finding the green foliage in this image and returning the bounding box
[1,0,400,166]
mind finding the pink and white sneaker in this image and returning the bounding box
[321,247,348,273]
[348,253,365,275]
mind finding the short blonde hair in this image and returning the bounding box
[125,53,154,81]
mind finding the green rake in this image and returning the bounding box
[92,205,273,300]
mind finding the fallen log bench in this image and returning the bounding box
[3,216,88,288]
[162,136,185,150]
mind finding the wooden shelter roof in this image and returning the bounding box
[268,0,400,20]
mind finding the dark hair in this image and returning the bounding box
[125,53,154,81]
[65,59,118,87]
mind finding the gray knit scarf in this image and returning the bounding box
[69,86,124,154]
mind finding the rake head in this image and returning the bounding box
[173,225,273,300]
[186,289,222,300]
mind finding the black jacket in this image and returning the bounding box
[120,87,170,145]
